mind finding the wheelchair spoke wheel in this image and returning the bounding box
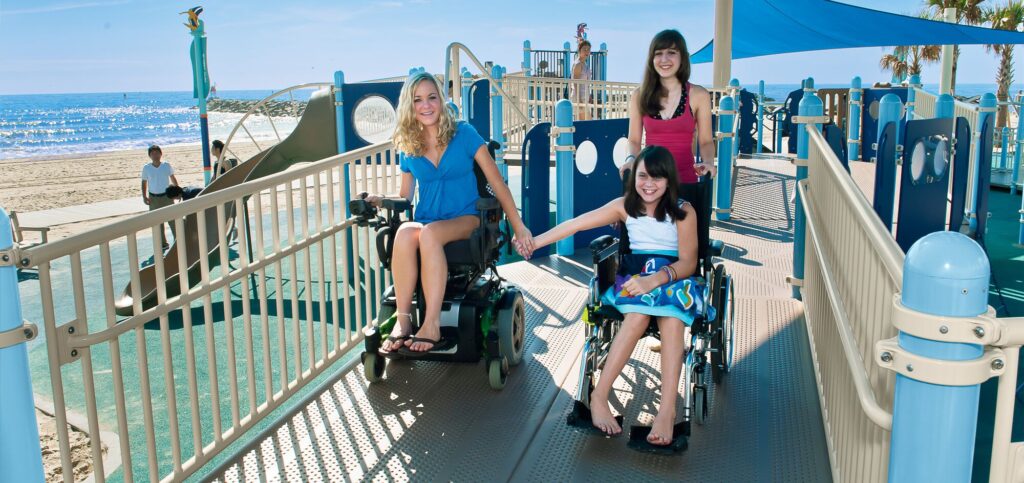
[497,288,526,366]
[724,277,736,372]
[710,265,728,384]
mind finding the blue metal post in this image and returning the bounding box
[1013,99,1023,195]
[334,71,350,215]
[757,80,765,154]
[936,93,955,119]
[730,78,741,161]
[906,74,920,120]
[600,42,609,118]
[848,76,862,162]
[793,89,823,300]
[716,97,735,222]
[1001,127,1010,170]
[969,93,997,233]
[555,99,574,256]
[888,231,988,482]
[775,111,783,154]
[190,20,212,186]
[877,94,903,161]
[0,209,45,483]
[461,70,473,122]
[491,65,507,181]
[876,93,903,230]
[523,40,536,122]
[563,41,572,80]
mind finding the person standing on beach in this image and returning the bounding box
[140,144,179,250]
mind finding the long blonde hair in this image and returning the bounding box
[392,71,457,157]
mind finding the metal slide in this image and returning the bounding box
[114,88,339,316]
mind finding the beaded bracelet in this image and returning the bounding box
[660,266,675,283]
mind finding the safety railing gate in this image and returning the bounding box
[11,142,399,482]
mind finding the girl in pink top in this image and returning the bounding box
[620,30,716,183]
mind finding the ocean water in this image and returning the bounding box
[2,84,1020,160]
[0,90,314,160]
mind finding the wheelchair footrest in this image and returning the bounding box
[627,421,689,455]
[566,400,624,436]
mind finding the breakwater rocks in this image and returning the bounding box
[207,98,307,117]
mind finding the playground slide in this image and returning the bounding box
[114,88,339,316]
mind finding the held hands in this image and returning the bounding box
[512,225,535,260]
[694,162,716,178]
[358,191,383,207]
[620,274,660,297]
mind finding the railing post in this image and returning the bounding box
[887,231,988,482]
[906,74,920,120]
[848,76,862,162]
[600,42,608,118]
[1013,97,1023,195]
[334,71,350,215]
[715,96,735,222]
[969,93,997,234]
[0,208,45,483]
[730,78,741,161]
[792,86,823,300]
[523,40,535,122]
[562,41,572,80]
[555,99,575,256]
[936,93,955,119]
[491,64,507,181]
[1001,127,1010,170]
[461,70,473,122]
[757,80,765,154]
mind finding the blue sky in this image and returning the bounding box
[0,0,1018,94]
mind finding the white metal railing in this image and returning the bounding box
[913,88,937,120]
[22,141,399,482]
[799,127,900,482]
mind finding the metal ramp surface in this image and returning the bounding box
[207,161,832,482]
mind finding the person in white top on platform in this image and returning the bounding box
[572,39,593,120]
[140,144,179,251]
[516,145,703,447]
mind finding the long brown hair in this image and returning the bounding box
[637,29,690,117]
[624,145,686,222]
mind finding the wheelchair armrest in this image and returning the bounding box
[348,199,377,222]
[381,198,411,212]
[590,235,618,264]
[709,239,724,258]
[475,197,501,212]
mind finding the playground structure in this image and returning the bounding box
[3,14,1024,483]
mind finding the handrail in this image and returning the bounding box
[798,178,893,430]
[221,82,335,162]
[443,42,530,125]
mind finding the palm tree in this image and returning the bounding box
[879,44,942,81]
[925,0,986,94]
[984,0,1024,127]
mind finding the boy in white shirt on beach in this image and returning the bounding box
[140,144,179,250]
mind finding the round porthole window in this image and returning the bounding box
[932,137,949,177]
[353,96,397,144]
[910,140,927,182]
[612,137,630,169]
[576,140,598,175]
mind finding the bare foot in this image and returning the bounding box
[590,390,621,435]
[381,314,413,353]
[406,320,441,352]
[647,409,676,445]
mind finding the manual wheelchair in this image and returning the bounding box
[350,141,526,390]
[567,175,736,452]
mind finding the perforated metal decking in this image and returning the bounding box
[207,161,832,482]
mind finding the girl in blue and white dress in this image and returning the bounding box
[519,145,711,446]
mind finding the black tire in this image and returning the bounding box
[362,352,385,383]
[710,265,728,384]
[694,385,708,425]
[497,288,526,366]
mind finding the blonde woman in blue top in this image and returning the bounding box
[363,71,534,353]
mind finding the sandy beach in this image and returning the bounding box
[1,142,264,240]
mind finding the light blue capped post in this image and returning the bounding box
[1001,127,1010,170]
[848,76,862,162]
[757,80,765,154]
[936,93,955,120]
[970,93,997,234]
[600,42,609,118]
[793,88,824,300]
[554,99,575,256]
[563,41,572,79]
[461,70,473,122]
[0,208,45,483]
[906,74,920,120]
[334,71,350,215]
[730,78,741,161]
[186,14,213,185]
[887,232,989,482]
[715,97,735,221]
[491,65,507,181]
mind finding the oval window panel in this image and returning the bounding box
[576,140,598,175]
[353,96,397,144]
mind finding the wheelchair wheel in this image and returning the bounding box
[497,288,526,366]
[488,357,508,390]
[362,352,386,383]
[693,385,708,425]
[710,265,729,385]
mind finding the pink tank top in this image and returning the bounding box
[642,83,697,184]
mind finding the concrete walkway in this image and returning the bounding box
[18,197,147,227]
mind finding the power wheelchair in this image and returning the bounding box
[350,141,526,390]
[567,175,736,453]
